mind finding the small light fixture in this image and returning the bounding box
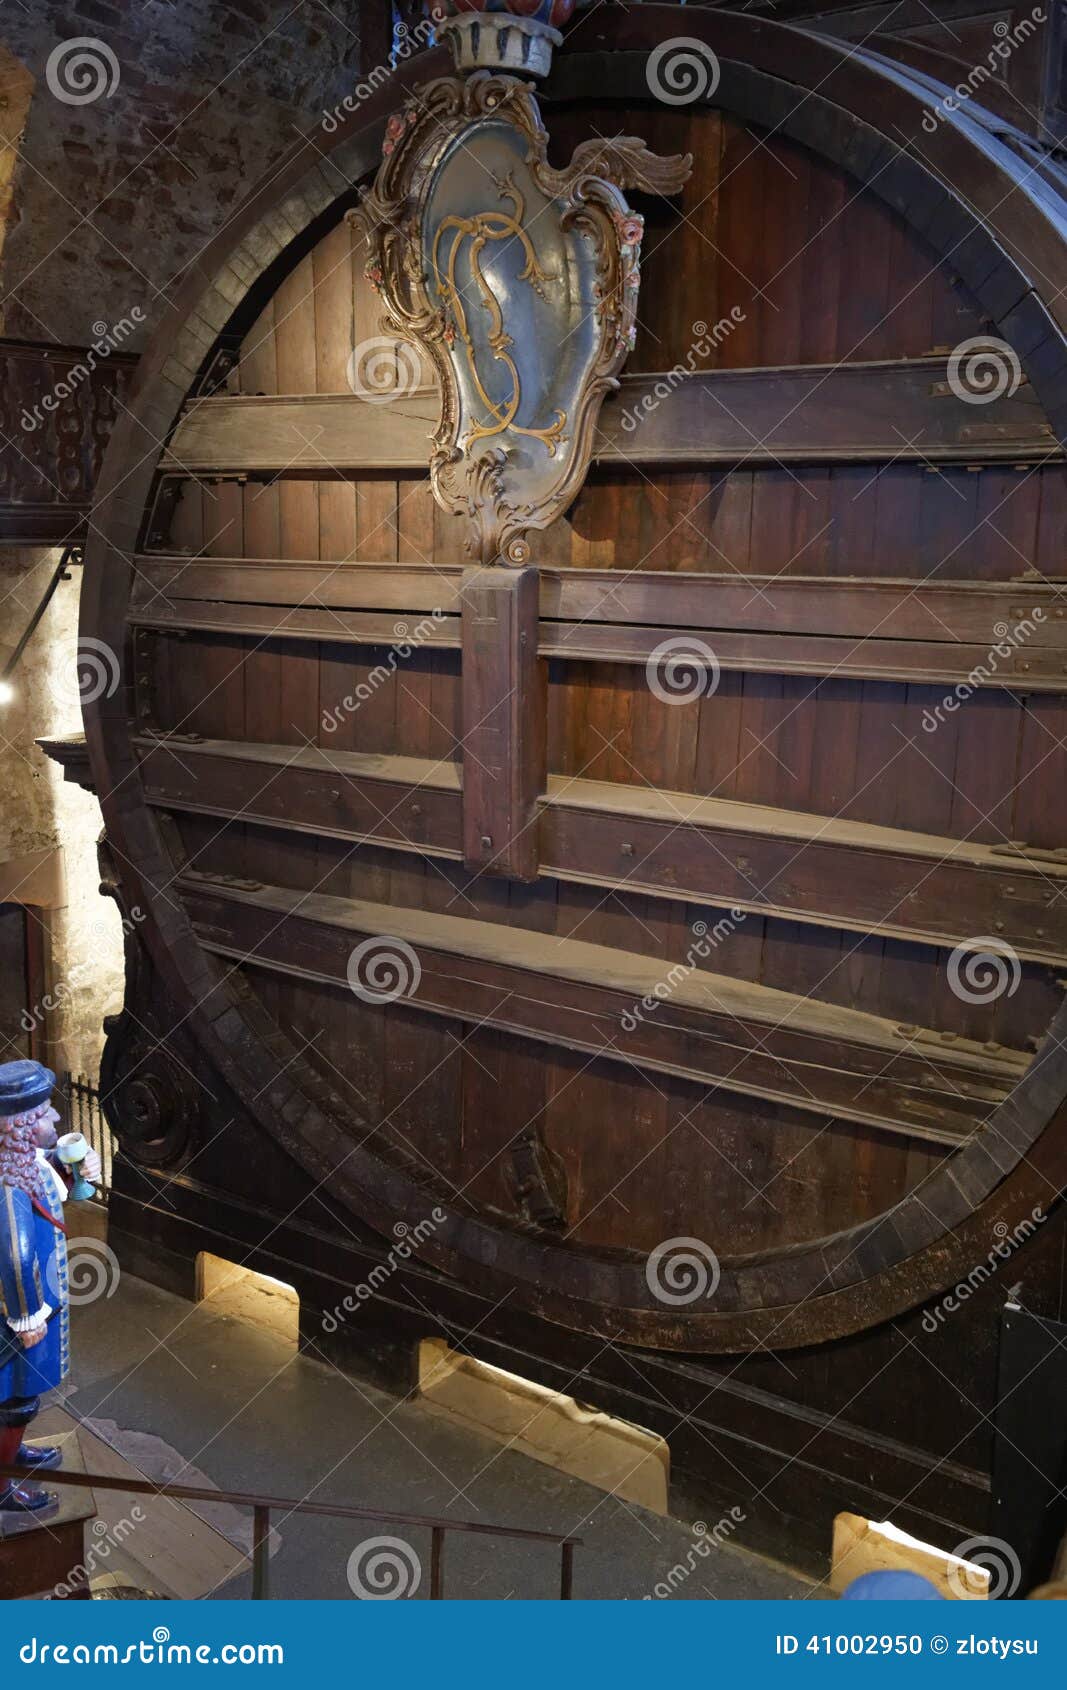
[0,679,14,706]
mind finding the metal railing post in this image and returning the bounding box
[252,1505,271,1599]
[0,1462,581,1600]
[430,1526,445,1599]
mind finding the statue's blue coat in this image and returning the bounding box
[0,1181,69,1400]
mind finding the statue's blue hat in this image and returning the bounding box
[0,1059,56,1117]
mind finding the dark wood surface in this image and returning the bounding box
[79,5,1067,1390]
[160,357,1059,473]
[136,734,1067,965]
[0,1430,95,1600]
[697,0,1066,148]
[132,595,1067,690]
[459,567,545,880]
[133,554,1067,634]
[0,903,32,1060]
[0,339,137,545]
[130,557,1067,692]
[106,1157,1047,1575]
[992,1306,1067,1594]
[181,869,1024,1147]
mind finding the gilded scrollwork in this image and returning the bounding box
[431,173,568,456]
[350,73,690,566]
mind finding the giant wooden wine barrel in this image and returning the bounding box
[79,4,1067,1558]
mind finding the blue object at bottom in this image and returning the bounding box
[842,1571,945,1600]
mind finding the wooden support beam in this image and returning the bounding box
[539,571,1067,650]
[179,873,1028,1146]
[157,357,1060,474]
[132,589,1067,689]
[540,781,1067,966]
[137,738,461,856]
[131,558,460,614]
[137,737,1067,964]
[130,558,1067,692]
[133,596,1067,687]
[132,557,1067,643]
[538,620,1067,689]
[130,600,462,650]
[460,567,545,881]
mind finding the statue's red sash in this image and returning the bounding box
[31,1197,68,1236]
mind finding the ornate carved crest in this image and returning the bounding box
[350,73,690,564]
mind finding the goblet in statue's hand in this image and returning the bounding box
[56,1132,96,1201]
[19,1327,46,1350]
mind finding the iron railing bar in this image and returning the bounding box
[430,1525,445,1600]
[59,1070,112,1208]
[252,1505,271,1600]
[560,1539,575,1600]
[0,1465,582,1548]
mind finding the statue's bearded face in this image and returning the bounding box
[31,1104,60,1151]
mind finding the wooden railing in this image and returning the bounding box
[0,338,137,544]
[0,1464,581,1599]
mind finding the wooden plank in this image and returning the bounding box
[36,1410,248,1601]
[138,737,461,854]
[540,572,1067,648]
[129,558,1067,689]
[542,778,1067,968]
[131,557,462,612]
[136,735,1067,964]
[129,599,463,648]
[313,218,358,563]
[460,567,545,881]
[274,254,321,594]
[539,620,1067,691]
[178,873,1028,1147]
[159,358,1060,476]
[131,606,1067,691]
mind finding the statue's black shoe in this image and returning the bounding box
[15,1444,61,1471]
[0,1481,56,1513]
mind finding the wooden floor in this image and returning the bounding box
[33,1409,249,1600]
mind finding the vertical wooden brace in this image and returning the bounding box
[460,566,545,882]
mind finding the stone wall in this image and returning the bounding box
[0,0,384,346]
[0,1,398,1084]
[0,547,124,1081]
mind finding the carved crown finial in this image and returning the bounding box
[435,0,574,78]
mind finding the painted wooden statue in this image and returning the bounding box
[0,1060,100,1513]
